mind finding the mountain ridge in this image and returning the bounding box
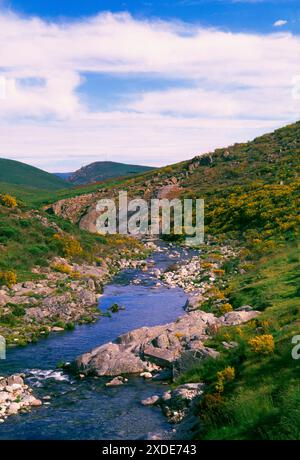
[62,160,156,185]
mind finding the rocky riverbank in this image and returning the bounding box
[74,308,258,378]
[72,239,260,436]
[0,243,152,347]
[0,374,42,422]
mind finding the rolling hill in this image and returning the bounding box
[0,158,70,191]
[65,161,155,185]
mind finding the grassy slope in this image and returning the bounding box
[167,122,300,439]
[0,158,71,191]
[0,205,144,281]
[176,241,300,440]
[69,161,155,185]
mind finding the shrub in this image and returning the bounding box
[213,269,225,276]
[28,244,48,256]
[0,270,17,288]
[248,334,275,355]
[71,270,82,279]
[11,304,26,317]
[199,393,225,425]
[52,262,73,274]
[174,332,185,339]
[53,233,83,258]
[0,225,20,242]
[219,303,233,314]
[216,366,235,393]
[0,313,18,326]
[0,194,17,208]
[201,262,213,270]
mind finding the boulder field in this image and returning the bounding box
[0,374,42,422]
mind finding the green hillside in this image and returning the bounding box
[68,161,155,185]
[0,158,71,191]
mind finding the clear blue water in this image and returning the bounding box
[0,244,195,440]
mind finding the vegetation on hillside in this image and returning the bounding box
[67,160,155,185]
[0,203,144,282]
[176,241,300,440]
[0,158,71,191]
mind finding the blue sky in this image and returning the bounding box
[0,0,299,171]
[3,0,300,34]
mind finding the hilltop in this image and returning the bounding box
[0,158,70,192]
[64,161,155,185]
[49,121,300,242]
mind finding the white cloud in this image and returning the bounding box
[0,11,298,170]
[273,19,288,27]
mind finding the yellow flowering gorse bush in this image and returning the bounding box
[220,303,233,314]
[248,334,275,355]
[0,194,17,208]
[53,233,83,258]
[0,270,17,288]
[216,366,235,393]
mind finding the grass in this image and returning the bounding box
[0,158,70,191]
[176,239,300,440]
[0,204,146,281]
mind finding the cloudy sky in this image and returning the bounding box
[0,0,299,172]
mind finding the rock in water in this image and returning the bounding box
[141,395,160,406]
[75,342,146,376]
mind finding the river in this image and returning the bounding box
[0,243,198,440]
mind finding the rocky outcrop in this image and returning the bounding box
[161,383,205,423]
[0,374,42,422]
[76,342,147,376]
[141,383,205,423]
[219,310,259,326]
[1,250,149,346]
[73,308,259,378]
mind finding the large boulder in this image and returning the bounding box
[74,310,221,377]
[219,310,260,326]
[143,346,179,367]
[74,342,146,376]
[172,348,220,381]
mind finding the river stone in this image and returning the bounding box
[106,376,126,387]
[6,375,24,386]
[219,310,260,326]
[170,383,205,407]
[141,395,160,406]
[0,392,10,404]
[154,333,170,349]
[117,325,166,348]
[52,327,64,332]
[140,372,152,379]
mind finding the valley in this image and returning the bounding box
[0,121,299,439]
